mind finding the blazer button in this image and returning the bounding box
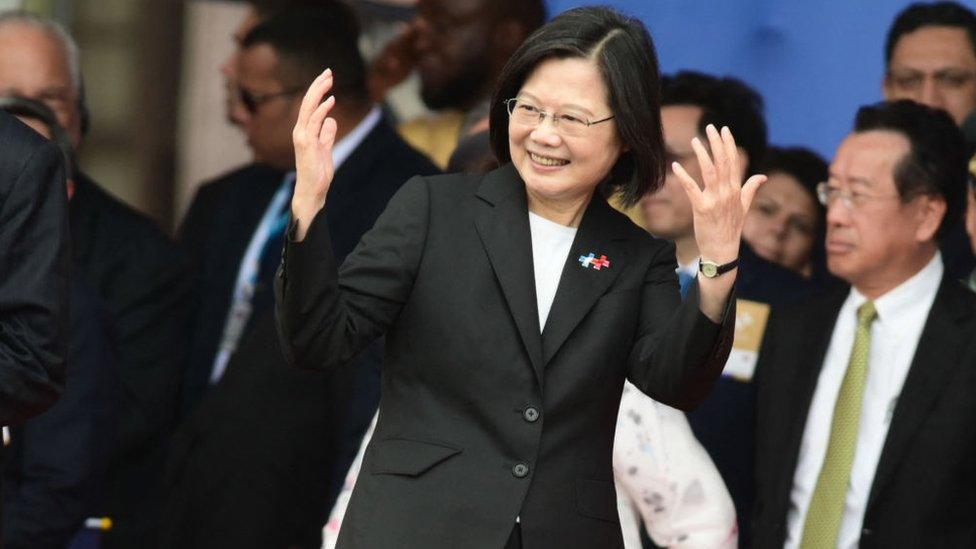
[522,406,540,423]
[512,463,530,478]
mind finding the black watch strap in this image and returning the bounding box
[699,257,739,278]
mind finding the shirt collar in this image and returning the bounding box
[847,251,943,336]
[331,105,382,170]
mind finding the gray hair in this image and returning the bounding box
[0,10,81,92]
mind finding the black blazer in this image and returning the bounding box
[753,275,976,548]
[163,119,438,549]
[0,111,69,541]
[3,278,119,549]
[69,172,192,546]
[276,163,736,549]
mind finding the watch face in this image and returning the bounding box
[702,263,718,277]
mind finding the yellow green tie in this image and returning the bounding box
[800,301,877,549]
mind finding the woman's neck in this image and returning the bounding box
[526,189,593,228]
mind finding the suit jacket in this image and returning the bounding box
[0,111,69,534]
[275,163,737,549]
[69,172,192,546]
[162,118,438,549]
[3,277,119,549]
[753,275,976,548]
[685,241,817,548]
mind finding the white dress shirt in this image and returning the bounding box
[784,252,943,549]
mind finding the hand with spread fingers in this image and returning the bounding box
[671,123,767,320]
[291,68,339,241]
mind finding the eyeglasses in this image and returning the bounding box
[815,182,901,211]
[237,86,303,114]
[504,98,614,137]
[886,68,976,93]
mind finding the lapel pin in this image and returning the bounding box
[578,252,610,271]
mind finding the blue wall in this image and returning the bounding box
[545,0,976,160]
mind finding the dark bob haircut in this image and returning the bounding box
[853,100,968,241]
[489,6,665,207]
[884,1,976,65]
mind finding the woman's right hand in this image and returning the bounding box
[291,68,338,241]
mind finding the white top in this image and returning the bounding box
[785,252,943,549]
[528,211,578,331]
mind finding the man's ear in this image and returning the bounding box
[914,195,947,242]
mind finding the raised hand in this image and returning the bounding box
[291,68,339,241]
[670,124,766,321]
[671,124,766,266]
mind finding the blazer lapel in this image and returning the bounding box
[866,277,974,510]
[473,164,545,385]
[541,194,629,366]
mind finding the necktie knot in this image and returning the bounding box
[857,301,877,327]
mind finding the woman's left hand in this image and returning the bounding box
[671,124,766,321]
[671,124,766,265]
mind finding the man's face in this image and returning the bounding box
[0,24,81,146]
[825,130,940,289]
[235,44,301,169]
[884,26,976,125]
[640,105,700,243]
[414,0,495,110]
[220,6,262,126]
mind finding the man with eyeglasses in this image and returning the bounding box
[753,100,976,548]
[882,1,976,282]
[167,4,438,547]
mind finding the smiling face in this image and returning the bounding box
[742,171,819,274]
[508,56,624,212]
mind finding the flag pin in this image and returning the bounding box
[578,252,610,270]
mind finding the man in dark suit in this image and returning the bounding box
[753,101,975,548]
[164,5,439,547]
[626,71,815,546]
[0,95,119,549]
[0,12,192,546]
[0,109,69,538]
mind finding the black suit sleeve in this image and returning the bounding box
[275,176,429,372]
[3,282,118,549]
[0,139,69,424]
[626,240,736,411]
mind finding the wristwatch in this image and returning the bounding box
[699,258,739,278]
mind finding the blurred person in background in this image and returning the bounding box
[0,105,68,548]
[754,100,976,549]
[882,0,976,280]
[0,95,119,549]
[368,0,545,167]
[166,4,438,547]
[0,11,191,547]
[631,71,815,548]
[742,146,830,282]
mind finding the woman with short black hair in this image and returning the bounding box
[278,6,764,548]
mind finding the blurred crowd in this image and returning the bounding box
[1,0,976,548]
